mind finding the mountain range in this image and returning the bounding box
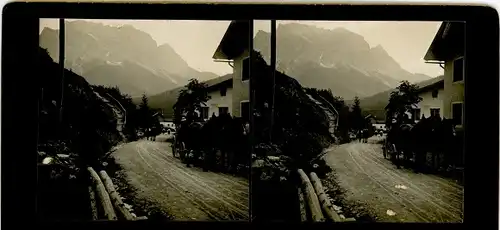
[39,20,218,97]
[40,20,435,117]
[253,23,432,99]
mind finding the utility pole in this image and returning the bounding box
[59,18,66,125]
[269,20,277,141]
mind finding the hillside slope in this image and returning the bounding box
[37,47,123,221]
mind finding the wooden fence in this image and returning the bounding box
[87,167,147,221]
[297,169,356,222]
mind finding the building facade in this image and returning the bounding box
[212,20,251,122]
[413,76,445,121]
[424,21,465,129]
[200,75,233,119]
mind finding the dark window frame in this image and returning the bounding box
[453,57,464,82]
[430,108,441,117]
[220,87,227,97]
[242,57,250,81]
[414,108,421,121]
[201,107,209,120]
[240,101,250,122]
[218,106,229,115]
[432,89,439,98]
[452,102,463,125]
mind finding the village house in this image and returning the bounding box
[211,20,251,122]
[198,74,234,120]
[423,21,465,129]
[412,75,445,122]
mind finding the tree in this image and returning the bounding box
[350,96,364,132]
[385,80,422,126]
[173,79,211,125]
[138,93,154,129]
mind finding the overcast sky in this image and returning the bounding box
[40,19,443,77]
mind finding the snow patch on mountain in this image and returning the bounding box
[106,60,123,66]
[318,53,336,68]
[87,33,98,41]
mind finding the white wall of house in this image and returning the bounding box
[200,86,233,119]
[415,88,445,120]
[231,49,250,118]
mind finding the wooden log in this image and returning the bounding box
[88,167,117,220]
[297,169,325,222]
[88,185,99,220]
[344,217,356,222]
[135,216,148,220]
[309,172,342,222]
[298,187,308,222]
[99,170,136,221]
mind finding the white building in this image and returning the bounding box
[412,75,445,122]
[198,74,234,119]
[424,21,465,130]
[211,20,251,122]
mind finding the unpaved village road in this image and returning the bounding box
[323,137,463,223]
[112,135,249,221]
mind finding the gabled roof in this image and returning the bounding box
[424,22,465,61]
[213,20,251,60]
[204,74,232,91]
[416,75,444,93]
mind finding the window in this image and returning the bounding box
[201,107,209,120]
[241,101,250,122]
[413,108,421,121]
[430,108,441,117]
[452,102,463,125]
[220,87,227,97]
[242,57,250,81]
[219,107,229,115]
[432,89,439,98]
[453,57,464,82]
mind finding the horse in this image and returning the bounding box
[183,121,205,167]
[410,116,433,173]
[437,118,458,171]
[386,122,414,169]
[384,113,460,174]
[225,117,248,174]
[145,128,152,141]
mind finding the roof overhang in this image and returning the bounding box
[213,20,251,60]
[416,80,444,94]
[424,22,465,61]
[203,74,233,92]
[206,78,232,91]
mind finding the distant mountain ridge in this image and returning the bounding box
[39,20,218,97]
[253,23,432,99]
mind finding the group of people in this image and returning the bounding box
[355,128,370,143]
[143,126,162,141]
[173,112,250,175]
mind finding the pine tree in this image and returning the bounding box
[139,93,152,129]
[350,96,363,132]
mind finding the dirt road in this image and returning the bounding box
[112,135,249,221]
[323,137,463,223]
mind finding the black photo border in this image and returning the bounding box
[2,2,498,230]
